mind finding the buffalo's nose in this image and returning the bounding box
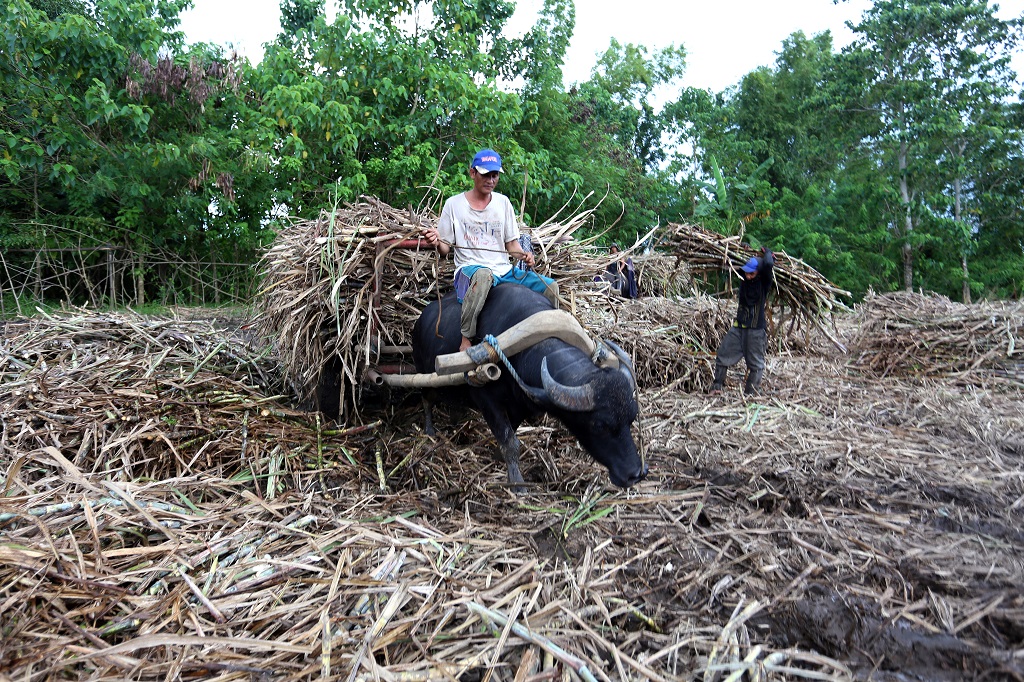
[621,464,649,488]
[633,464,650,485]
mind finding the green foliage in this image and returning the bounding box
[3,0,1023,308]
[587,39,685,171]
[664,1,1024,301]
[0,0,276,307]
[28,0,88,19]
[692,154,774,236]
[514,0,573,96]
[510,11,689,245]
[251,0,524,215]
[839,0,1022,293]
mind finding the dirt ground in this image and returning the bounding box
[399,345,1024,681]
[1,309,1022,680]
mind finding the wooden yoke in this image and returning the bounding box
[434,310,616,375]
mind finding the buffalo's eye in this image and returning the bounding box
[589,417,616,439]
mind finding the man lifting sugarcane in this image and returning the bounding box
[709,246,775,396]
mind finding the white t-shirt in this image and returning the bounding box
[437,191,520,277]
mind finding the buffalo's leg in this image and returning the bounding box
[421,395,436,436]
[479,408,525,489]
[316,358,345,420]
[499,435,525,489]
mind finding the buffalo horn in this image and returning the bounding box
[540,358,596,412]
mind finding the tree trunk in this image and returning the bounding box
[34,253,43,300]
[135,253,145,307]
[961,255,971,304]
[902,242,913,292]
[213,260,220,305]
[107,248,115,305]
[899,139,914,291]
[953,161,971,303]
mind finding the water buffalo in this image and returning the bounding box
[412,283,648,488]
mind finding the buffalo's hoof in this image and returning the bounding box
[507,477,528,494]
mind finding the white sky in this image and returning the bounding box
[178,0,1024,93]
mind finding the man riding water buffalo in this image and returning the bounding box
[412,283,648,489]
[415,148,645,489]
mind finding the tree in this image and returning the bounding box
[1,0,272,305]
[731,32,850,195]
[512,30,688,244]
[923,1,1020,301]
[28,0,89,19]
[842,0,1021,293]
[249,0,525,216]
[587,38,685,171]
[947,97,1024,299]
[692,154,774,236]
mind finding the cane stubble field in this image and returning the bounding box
[1,289,1022,681]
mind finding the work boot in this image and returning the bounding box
[709,365,728,394]
[744,368,764,396]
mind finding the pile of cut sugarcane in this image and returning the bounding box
[849,291,1024,382]
[583,295,732,392]
[4,305,1023,681]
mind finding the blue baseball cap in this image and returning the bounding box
[741,256,760,273]
[472,149,503,174]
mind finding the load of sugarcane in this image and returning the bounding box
[659,221,851,347]
[256,197,681,415]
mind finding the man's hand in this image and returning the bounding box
[420,226,440,246]
[513,250,536,268]
[421,226,451,256]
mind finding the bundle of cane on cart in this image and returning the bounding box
[256,197,644,419]
[661,221,852,350]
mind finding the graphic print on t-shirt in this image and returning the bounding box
[461,217,504,250]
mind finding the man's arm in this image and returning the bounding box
[505,239,535,268]
[421,226,453,256]
[422,228,451,256]
[500,196,534,267]
[421,200,455,255]
[759,247,775,285]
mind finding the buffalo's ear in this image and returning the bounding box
[604,339,637,393]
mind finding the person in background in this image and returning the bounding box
[709,246,774,396]
[421,148,559,352]
[604,244,639,299]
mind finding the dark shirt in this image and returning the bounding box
[735,249,774,329]
[604,258,638,299]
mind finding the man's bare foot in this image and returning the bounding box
[459,336,473,352]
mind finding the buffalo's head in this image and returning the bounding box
[523,341,648,488]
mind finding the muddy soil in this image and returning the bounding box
[769,583,1012,681]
